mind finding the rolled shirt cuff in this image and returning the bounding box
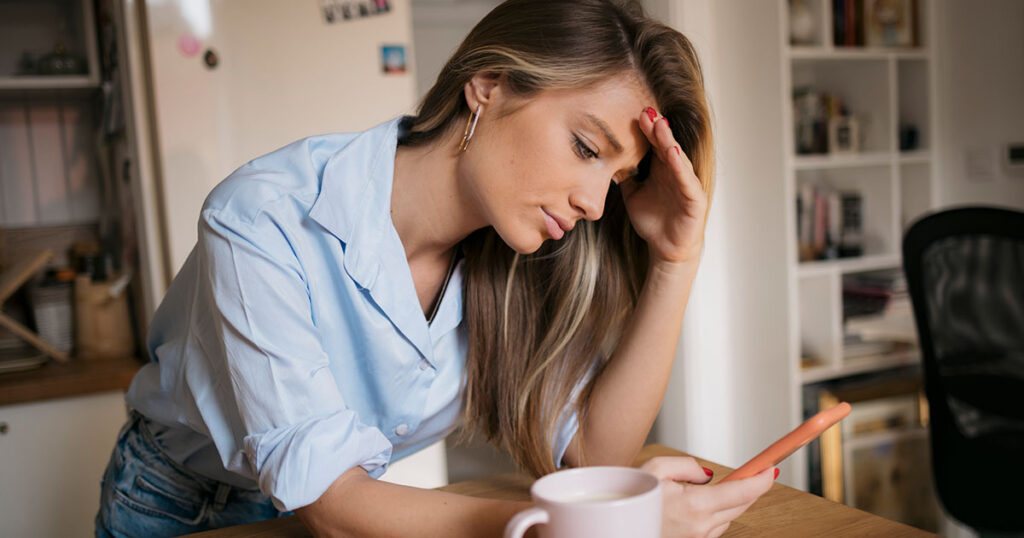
[242,410,393,511]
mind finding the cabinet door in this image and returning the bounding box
[0,391,127,537]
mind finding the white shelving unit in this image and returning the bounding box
[0,0,103,228]
[780,0,939,487]
[0,0,100,90]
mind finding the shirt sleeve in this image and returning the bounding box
[198,208,392,511]
[551,362,600,469]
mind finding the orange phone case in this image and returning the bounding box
[719,402,852,482]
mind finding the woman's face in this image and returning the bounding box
[457,75,655,254]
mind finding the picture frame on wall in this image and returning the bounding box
[864,0,917,47]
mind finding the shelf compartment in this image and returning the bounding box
[0,0,100,83]
[797,165,896,261]
[897,59,931,152]
[799,271,841,371]
[793,58,893,154]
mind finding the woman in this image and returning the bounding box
[96,0,777,536]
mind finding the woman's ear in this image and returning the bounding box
[463,71,503,111]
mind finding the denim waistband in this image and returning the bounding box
[126,411,223,494]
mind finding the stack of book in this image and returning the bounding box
[797,183,863,262]
[842,269,917,358]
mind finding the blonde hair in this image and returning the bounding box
[400,0,714,477]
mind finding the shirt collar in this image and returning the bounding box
[308,116,461,363]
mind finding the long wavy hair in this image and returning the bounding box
[399,0,714,477]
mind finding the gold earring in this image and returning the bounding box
[459,104,482,152]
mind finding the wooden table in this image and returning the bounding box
[189,444,934,537]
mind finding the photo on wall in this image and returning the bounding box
[381,44,406,74]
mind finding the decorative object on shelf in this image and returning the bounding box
[789,0,819,46]
[36,43,87,76]
[864,0,917,47]
[795,88,861,155]
[16,51,37,76]
[829,116,860,154]
[839,193,864,258]
[898,123,919,151]
[794,88,827,154]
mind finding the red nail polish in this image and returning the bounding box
[773,468,780,480]
[645,107,657,122]
[674,146,681,156]
[703,467,713,477]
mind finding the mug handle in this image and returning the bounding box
[504,506,549,538]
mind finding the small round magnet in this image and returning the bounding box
[178,34,201,58]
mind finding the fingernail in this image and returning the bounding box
[644,107,657,122]
[661,117,670,128]
[702,467,713,477]
[773,468,780,480]
[674,146,681,156]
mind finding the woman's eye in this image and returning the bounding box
[572,136,598,160]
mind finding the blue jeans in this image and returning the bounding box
[95,413,291,537]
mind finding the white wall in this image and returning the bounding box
[410,0,499,99]
[935,0,1024,209]
[647,0,797,484]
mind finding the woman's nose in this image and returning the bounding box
[569,180,608,222]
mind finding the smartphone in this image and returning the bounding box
[719,402,852,482]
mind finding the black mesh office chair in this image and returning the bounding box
[903,207,1024,535]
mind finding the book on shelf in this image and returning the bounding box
[833,0,866,47]
[843,269,910,319]
[843,269,917,357]
[797,184,863,262]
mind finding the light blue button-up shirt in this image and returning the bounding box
[125,117,579,511]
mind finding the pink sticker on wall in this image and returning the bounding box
[178,35,201,58]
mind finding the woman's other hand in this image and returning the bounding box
[640,456,777,538]
[621,107,710,265]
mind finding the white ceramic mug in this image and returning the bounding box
[503,466,662,538]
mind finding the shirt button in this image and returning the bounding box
[395,424,409,436]
[418,359,430,371]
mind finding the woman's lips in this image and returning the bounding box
[542,209,565,240]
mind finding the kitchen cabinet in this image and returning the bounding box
[0,390,128,537]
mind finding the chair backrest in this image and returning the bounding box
[902,206,1024,533]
